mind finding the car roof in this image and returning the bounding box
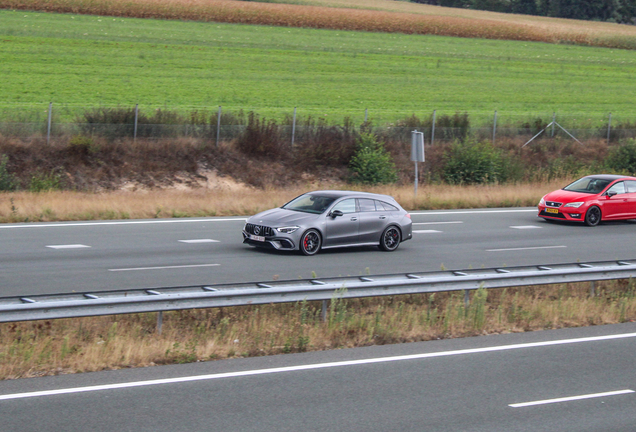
[584,174,636,181]
[306,190,396,201]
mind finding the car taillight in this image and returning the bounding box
[406,213,411,219]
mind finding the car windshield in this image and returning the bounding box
[563,177,612,194]
[283,194,337,214]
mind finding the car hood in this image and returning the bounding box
[248,208,320,226]
[545,189,596,203]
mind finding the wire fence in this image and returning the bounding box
[2,103,636,145]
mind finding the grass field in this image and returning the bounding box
[2,9,636,124]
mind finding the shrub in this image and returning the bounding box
[0,155,17,191]
[28,171,62,192]
[349,133,398,185]
[442,140,508,184]
[68,135,98,157]
[605,140,636,175]
[236,112,285,159]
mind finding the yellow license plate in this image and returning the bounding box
[546,208,559,214]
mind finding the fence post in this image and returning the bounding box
[464,289,470,307]
[431,109,437,146]
[291,107,297,148]
[551,112,556,137]
[364,108,368,123]
[216,106,221,148]
[607,113,612,145]
[46,102,52,145]
[157,311,163,334]
[492,110,498,144]
[590,281,596,297]
[133,104,139,142]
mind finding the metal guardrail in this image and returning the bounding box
[1,260,635,324]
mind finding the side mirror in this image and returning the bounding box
[606,191,618,197]
[329,210,343,218]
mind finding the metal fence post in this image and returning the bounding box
[431,109,436,146]
[464,289,470,307]
[492,110,498,144]
[291,107,297,148]
[364,108,368,123]
[216,106,221,148]
[607,113,612,145]
[157,311,163,334]
[551,112,556,137]
[46,102,52,145]
[590,281,596,297]
[133,104,139,142]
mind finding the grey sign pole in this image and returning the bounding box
[411,130,425,198]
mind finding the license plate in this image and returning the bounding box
[249,234,265,242]
[546,208,559,214]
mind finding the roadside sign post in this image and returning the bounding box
[411,130,425,197]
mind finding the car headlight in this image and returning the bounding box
[276,226,299,234]
[539,196,545,206]
[563,202,584,208]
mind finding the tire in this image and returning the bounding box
[299,229,321,256]
[379,226,401,252]
[584,206,601,227]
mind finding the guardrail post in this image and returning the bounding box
[464,289,470,307]
[590,281,596,297]
[321,300,328,322]
[157,311,163,334]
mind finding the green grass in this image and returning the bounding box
[2,9,636,125]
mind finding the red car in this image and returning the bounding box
[538,174,636,226]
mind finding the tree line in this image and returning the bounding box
[411,0,636,23]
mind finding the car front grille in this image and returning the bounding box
[245,223,274,237]
[546,201,562,208]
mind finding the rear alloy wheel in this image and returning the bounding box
[379,226,401,251]
[584,206,601,227]
[300,229,321,256]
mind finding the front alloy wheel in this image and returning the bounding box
[380,226,401,251]
[300,229,321,256]
[584,206,601,227]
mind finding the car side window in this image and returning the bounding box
[607,181,626,195]
[331,198,356,214]
[626,180,636,193]
[358,199,376,212]
[377,201,398,211]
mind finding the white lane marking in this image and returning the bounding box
[487,245,567,252]
[1,332,635,401]
[108,264,220,272]
[0,218,247,229]
[510,389,635,408]
[410,209,536,215]
[178,239,220,244]
[413,230,442,234]
[46,244,91,249]
[510,225,541,230]
[413,221,463,225]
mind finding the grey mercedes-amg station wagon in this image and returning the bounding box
[242,190,412,255]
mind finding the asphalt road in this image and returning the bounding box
[1,322,635,432]
[1,207,636,297]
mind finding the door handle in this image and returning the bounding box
[379,216,386,219]
[350,217,358,221]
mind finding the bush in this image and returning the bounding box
[68,135,98,157]
[442,140,508,184]
[0,155,17,191]
[349,133,398,185]
[29,171,62,192]
[236,112,285,158]
[605,140,636,174]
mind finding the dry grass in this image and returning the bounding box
[1,280,634,380]
[0,179,565,223]
[3,0,636,48]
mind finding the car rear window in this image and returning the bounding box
[376,200,399,211]
[358,199,376,212]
